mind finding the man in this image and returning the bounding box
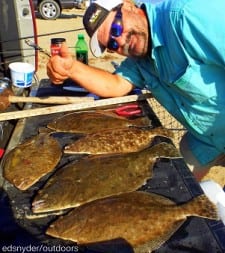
[47,0,225,181]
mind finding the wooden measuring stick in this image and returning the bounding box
[0,93,152,121]
[8,95,94,104]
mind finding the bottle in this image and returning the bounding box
[50,38,66,56]
[75,34,88,64]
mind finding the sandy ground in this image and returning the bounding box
[35,9,125,80]
[35,9,225,189]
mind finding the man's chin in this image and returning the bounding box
[128,46,148,58]
[129,51,147,58]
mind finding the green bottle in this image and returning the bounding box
[75,34,88,64]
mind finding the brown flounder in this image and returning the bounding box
[47,110,151,134]
[32,142,180,213]
[46,191,219,253]
[3,134,62,191]
[64,127,173,155]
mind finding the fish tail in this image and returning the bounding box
[159,142,181,158]
[163,128,174,138]
[133,116,151,126]
[154,127,174,139]
[147,142,181,158]
[186,194,219,220]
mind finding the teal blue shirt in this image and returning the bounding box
[115,0,225,165]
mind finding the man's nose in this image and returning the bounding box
[114,34,126,48]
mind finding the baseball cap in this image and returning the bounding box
[83,0,123,57]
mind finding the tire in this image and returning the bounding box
[39,0,61,20]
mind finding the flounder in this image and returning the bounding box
[46,191,219,253]
[32,142,180,213]
[64,127,173,155]
[3,133,62,191]
[47,110,151,134]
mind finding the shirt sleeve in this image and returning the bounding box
[115,58,146,89]
[178,0,225,67]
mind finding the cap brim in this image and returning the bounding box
[90,30,106,57]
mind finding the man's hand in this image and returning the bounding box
[47,43,73,85]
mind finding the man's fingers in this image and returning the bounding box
[60,43,71,58]
[47,63,68,84]
[47,57,69,76]
[46,42,73,85]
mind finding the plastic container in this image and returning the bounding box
[50,38,66,56]
[75,34,88,64]
[9,62,35,88]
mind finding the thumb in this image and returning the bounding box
[60,43,71,58]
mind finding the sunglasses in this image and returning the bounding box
[107,7,123,51]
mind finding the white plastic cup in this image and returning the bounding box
[9,62,35,88]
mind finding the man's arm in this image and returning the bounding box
[47,43,134,98]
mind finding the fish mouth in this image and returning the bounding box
[32,199,47,212]
[32,200,60,214]
[32,199,78,214]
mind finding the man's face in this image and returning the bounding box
[97,4,149,57]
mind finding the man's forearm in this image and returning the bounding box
[68,60,134,97]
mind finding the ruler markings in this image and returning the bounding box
[0,94,152,121]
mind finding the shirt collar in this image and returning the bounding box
[142,2,164,49]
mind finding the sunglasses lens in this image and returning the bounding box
[108,38,119,50]
[107,8,123,51]
[111,23,123,37]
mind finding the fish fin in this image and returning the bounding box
[38,126,54,134]
[131,116,152,127]
[185,194,219,220]
[156,142,181,158]
[143,192,176,206]
[144,142,181,159]
[155,126,174,139]
[96,110,152,127]
[95,109,127,120]
[133,219,185,253]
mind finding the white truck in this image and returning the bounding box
[0,0,37,156]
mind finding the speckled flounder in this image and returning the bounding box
[46,191,219,253]
[32,142,180,213]
[3,134,62,191]
[64,127,173,155]
[47,110,151,134]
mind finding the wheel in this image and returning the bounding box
[38,0,61,20]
